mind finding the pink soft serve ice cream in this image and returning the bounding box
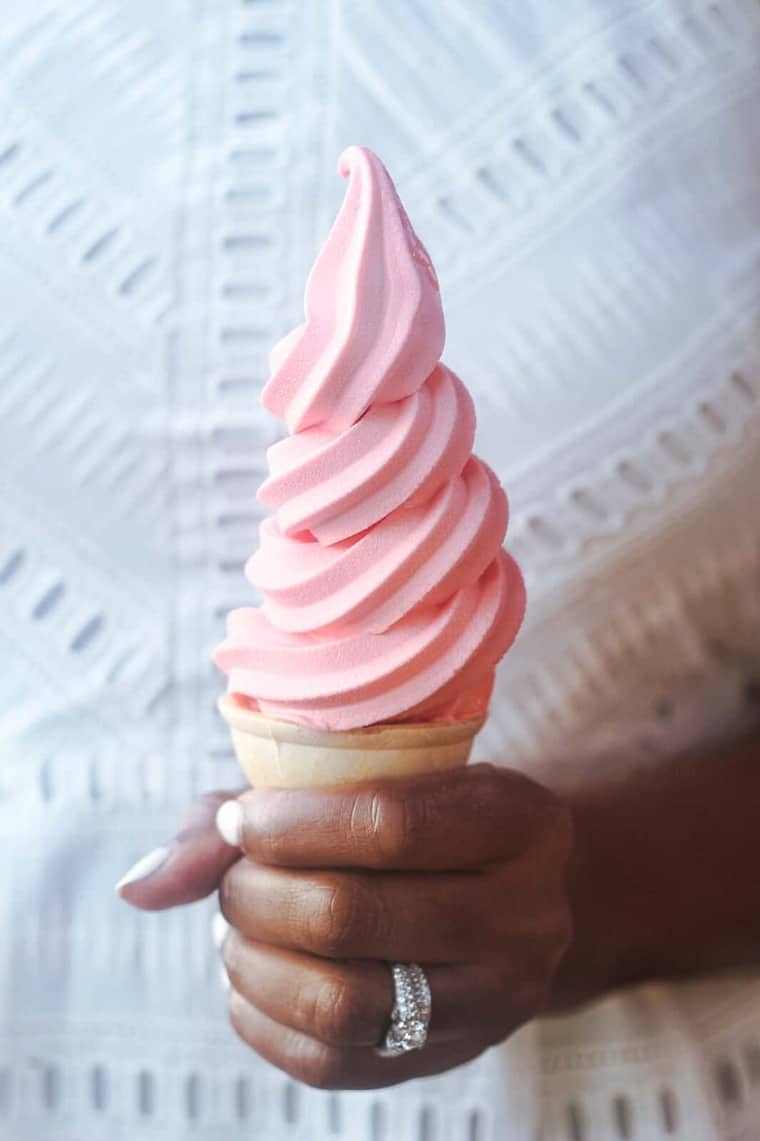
[213,146,525,731]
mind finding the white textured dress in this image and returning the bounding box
[1,2,759,1139]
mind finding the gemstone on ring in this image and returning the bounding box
[376,962,432,1057]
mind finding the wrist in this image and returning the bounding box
[548,787,641,1011]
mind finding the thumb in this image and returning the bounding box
[116,790,245,910]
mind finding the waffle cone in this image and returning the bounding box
[218,695,483,788]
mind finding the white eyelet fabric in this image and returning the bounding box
[1,2,759,1139]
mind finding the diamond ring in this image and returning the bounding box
[375,962,432,1057]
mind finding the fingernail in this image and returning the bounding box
[212,912,230,951]
[115,846,170,894]
[216,800,243,847]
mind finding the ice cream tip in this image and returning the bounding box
[214,145,525,732]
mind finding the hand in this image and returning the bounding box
[118,765,573,1090]
[215,764,573,1089]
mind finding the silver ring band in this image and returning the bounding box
[375,962,431,1057]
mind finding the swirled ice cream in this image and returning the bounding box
[213,146,525,731]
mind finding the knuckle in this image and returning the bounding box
[218,864,240,924]
[291,1039,348,1090]
[307,878,362,956]
[227,988,251,1045]
[255,825,288,865]
[313,973,378,1046]
[220,929,244,984]
[540,794,574,849]
[364,788,416,864]
[473,763,507,801]
[485,960,547,1036]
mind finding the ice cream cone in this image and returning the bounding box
[218,694,483,789]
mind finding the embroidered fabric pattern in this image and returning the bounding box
[0,2,759,1139]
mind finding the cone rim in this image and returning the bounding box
[217,694,484,750]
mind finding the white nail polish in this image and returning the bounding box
[115,846,170,894]
[212,912,230,951]
[219,964,231,992]
[216,800,243,847]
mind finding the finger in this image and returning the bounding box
[219,861,505,962]
[220,930,512,1047]
[224,763,557,871]
[227,987,487,1091]
[117,790,246,910]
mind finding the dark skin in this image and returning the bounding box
[120,725,760,1090]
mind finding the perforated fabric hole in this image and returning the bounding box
[551,107,582,142]
[476,166,507,198]
[513,138,546,175]
[223,233,270,251]
[38,758,53,802]
[418,1105,435,1141]
[213,468,260,497]
[566,1102,586,1140]
[185,1073,201,1119]
[219,326,268,344]
[370,1100,386,1141]
[466,1108,485,1141]
[612,1095,633,1138]
[707,2,732,35]
[327,1092,342,1134]
[436,196,472,231]
[90,1065,108,1111]
[217,376,258,395]
[119,259,156,296]
[137,1070,155,1116]
[42,1065,60,1111]
[229,145,278,164]
[13,169,53,207]
[730,370,757,403]
[581,81,617,117]
[235,109,278,126]
[32,581,65,620]
[570,487,607,520]
[0,142,21,166]
[234,67,278,82]
[234,1076,250,1120]
[239,30,283,46]
[698,401,727,433]
[659,1086,678,1133]
[282,1080,299,1124]
[0,548,25,584]
[715,1058,743,1106]
[70,614,104,653]
[647,36,679,71]
[526,515,563,548]
[82,227,120,263]
[47,200,84,234]
[220,281,268,299]
[657,430,691,464]
[618,54,647,89]
[682,15,712,50]
[617,460,651,492]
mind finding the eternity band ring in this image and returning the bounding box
[375,962,432,1057]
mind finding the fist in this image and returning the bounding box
[214,763,574,1089]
